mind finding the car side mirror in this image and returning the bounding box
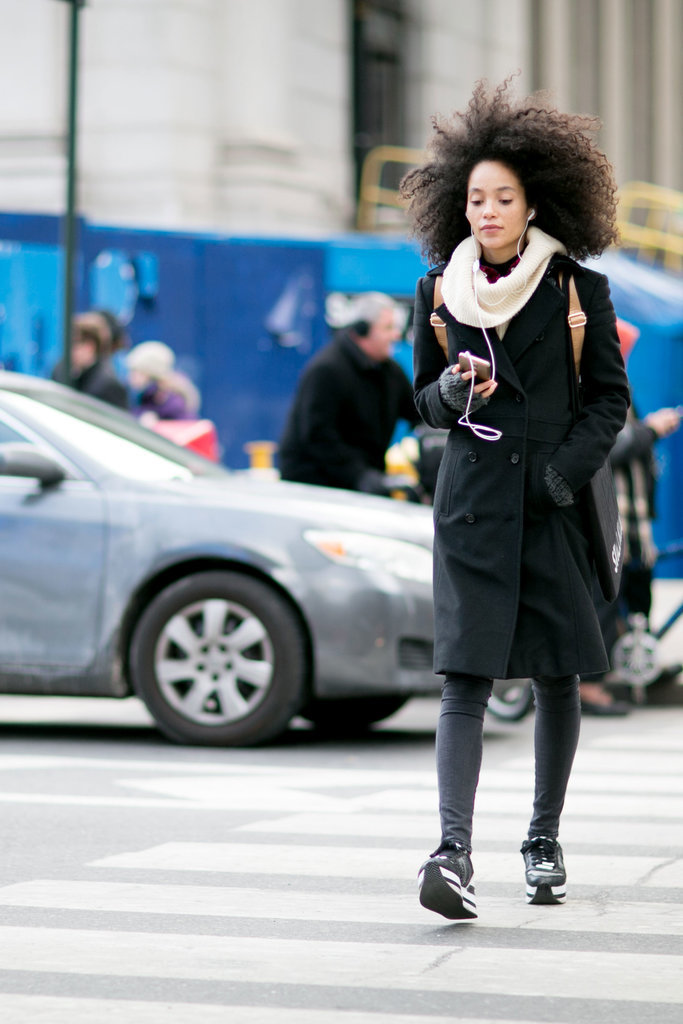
[0,444,66,488]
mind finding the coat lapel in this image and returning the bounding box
[436,302,522,389]
[501,277,565,366]
[437,274,566,388]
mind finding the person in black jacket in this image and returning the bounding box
[278,292,419,494]
[52,312,129,410]
[580,400,681,713]
[400,78,629,921]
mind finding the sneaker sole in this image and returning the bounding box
[418,861,477,920]
[526,882,566,905]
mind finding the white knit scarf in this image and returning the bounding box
[440,226,566,334]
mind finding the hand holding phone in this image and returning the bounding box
[458,351,492,382]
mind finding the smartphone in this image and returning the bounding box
[458,351,492,381]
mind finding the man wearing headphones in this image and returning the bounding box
[278,292,419,494]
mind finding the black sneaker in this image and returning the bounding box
[418,842,477,920]
[521,836,566,905]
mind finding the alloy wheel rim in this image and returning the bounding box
[154,597,274,725]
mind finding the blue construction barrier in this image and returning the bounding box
[0,212,681,572]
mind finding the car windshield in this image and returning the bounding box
[0,383,230,482]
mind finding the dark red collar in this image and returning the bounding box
[480,255,520,283]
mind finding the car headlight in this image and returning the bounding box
[304,530,432,585]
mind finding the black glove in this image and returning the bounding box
[544,464,574,507]
[438,367,490,413]
[357,468,392,496]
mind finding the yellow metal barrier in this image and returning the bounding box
[356,155,683,278]
[356,145,424,232]
[617,181,683,274]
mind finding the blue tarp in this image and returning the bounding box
[588,252,683,576]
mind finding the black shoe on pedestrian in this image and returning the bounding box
[580,696,631,716]
[418,842,477,920]
[521,835,566,905]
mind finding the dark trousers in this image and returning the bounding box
[436,673,581,851]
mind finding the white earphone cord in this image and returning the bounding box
[458,214,534,443]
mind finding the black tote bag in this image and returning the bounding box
[563,274,624,603]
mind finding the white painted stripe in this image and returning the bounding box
[0,756,438,785]
[1,879,681,935]
[0,794,200,809]
[89,842,683,888]
[591,730,683,751]
[121,771,683,803]
[352,788,683,819]
[502,752,683,778]
[0,927,678,1002]
[0,995,522,1024]
[478,770,683,793]
[236,812,683,849]
[0,785,677,815]
[118,777,349,810]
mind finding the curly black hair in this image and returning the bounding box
[400,78,619,265]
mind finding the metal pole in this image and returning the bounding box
[61,0,83,382]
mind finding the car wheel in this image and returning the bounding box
[487,678,534,722]
[130,571,308,746]
[301,695,408,733]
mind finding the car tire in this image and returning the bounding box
[300,695,408,733]
[487,678,535,722]
[129,570,308,747]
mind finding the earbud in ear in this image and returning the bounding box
[528,209,536,220]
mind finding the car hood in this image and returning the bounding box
[147,472,435,549]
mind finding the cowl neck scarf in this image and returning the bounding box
[440,226,566,331]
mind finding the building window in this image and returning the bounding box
[352,0,407,196]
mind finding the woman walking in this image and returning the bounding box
[400,79,629,919]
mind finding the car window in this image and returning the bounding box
[0,387,230,481]
[0,419,31,445]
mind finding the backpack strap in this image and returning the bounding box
[429,275,449,360]
[558,270,587,379]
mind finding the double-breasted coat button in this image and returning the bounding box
[467,451,478,462]
[465,513,476,523]
[515,392,524,403]
[510,452,520,464]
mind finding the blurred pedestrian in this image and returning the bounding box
[52,312,129,410]
[93,309,130,354]
[278,292,420,494]
[401,78,629,920]
[126,341,200,425]
[580,400,681,712]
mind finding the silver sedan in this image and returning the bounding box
[0,372,437,745]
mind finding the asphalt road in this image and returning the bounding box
[0,692,681,1023]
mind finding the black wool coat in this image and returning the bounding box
[279,331,419,489]
[413,256,630,679]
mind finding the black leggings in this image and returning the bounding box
[436,673,581,851]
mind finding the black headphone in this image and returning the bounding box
[349,320,370,337]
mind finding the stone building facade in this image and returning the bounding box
[0,0,679,235]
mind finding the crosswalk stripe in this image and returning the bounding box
[589,732,683,751]
[0,926,679,1002]
[0,879,681,935]
[0,756,438,785]
[0,995,499,1024]
[88,842,683,888]
[2,712,681,1022]
[353,788,683,818]
[0,783,677,812]
[236,812,683,848]
[509,751,683,775]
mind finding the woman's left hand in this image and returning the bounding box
[458,365,498,399]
